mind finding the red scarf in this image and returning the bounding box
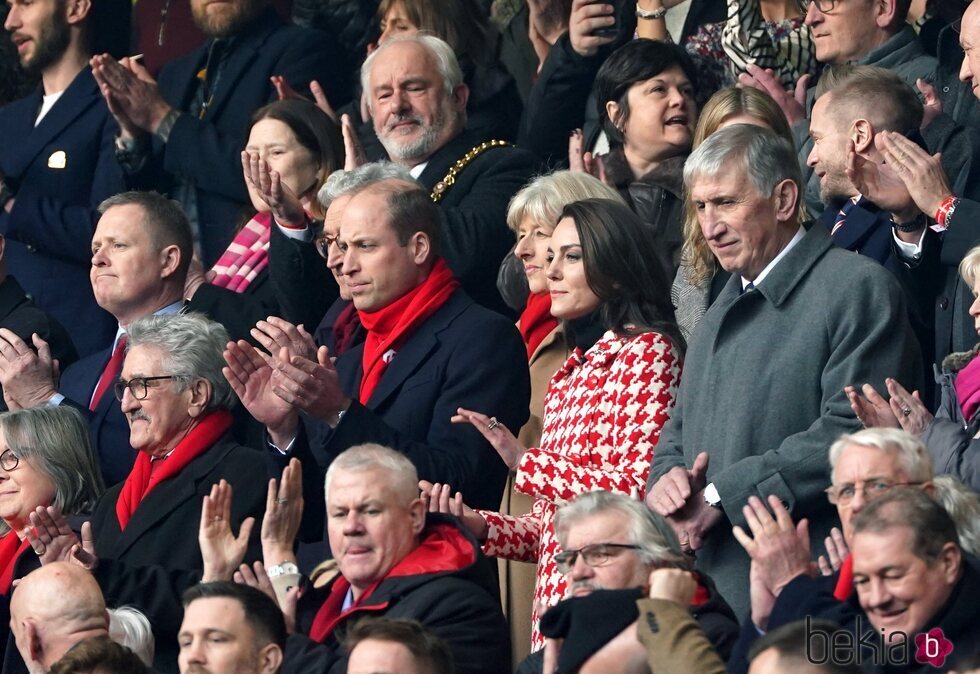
[0,531,30,595]
[833,554,854,601]
[309,523,474,642]
[357,259,459,403]
[115,410,233,530]
[519,292,559,360]
[331,302,362,356]
[956,355,980,423]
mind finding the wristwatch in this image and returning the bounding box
[704,483,722,508]
[266,561,300,578]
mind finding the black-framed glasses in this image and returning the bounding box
[0,449,19,472]
[314,234,338,260]
[113,375,182,401]
[554,543,641,574]
[807,0,840,12]
[825,480,923,506]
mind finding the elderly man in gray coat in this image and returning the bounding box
[645,124,923,620]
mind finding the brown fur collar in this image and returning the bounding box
[943,343,980,373]
[600,145,686,199]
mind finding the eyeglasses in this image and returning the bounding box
[825,480,923,506]
[554,543,641,574]
[0,449,19,472]
[807,0,840,12]
[314,234,338,260]
[113,375,182,401]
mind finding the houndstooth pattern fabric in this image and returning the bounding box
[479,330,681,650]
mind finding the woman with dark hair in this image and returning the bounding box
[571,39,697,276]
[428,198,683,649]
[184,98,343,314]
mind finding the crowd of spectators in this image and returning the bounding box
[1,0,980,671]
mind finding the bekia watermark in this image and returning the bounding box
[805,616,954,668]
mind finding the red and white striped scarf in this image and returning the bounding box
[209,212,273,293]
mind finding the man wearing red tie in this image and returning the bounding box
[0,191,191,485]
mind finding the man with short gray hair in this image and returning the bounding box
[515,491,738,674]
[645,124,922,619]
[257,443,510,674]
[33,312,267,673]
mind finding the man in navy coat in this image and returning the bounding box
[0,0,120,356]
[225,178,530,522]
[91,0,350,267]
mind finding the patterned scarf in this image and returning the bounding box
[209,212,273,293]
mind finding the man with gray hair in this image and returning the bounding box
[515,491,738,673]
[268,162,416,353]
[252,442,510,674]
[645,124,921,619]
[264,34,537,317]
[33,312,267,672]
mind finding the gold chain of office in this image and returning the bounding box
[429,140,511,203]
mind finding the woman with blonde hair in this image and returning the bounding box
[672,86,799,339]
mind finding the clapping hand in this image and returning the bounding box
[200,480,255,582]
[27,506,98,570]
[419,480,488,540]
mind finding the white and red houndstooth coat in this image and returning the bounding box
[479,329,681,650]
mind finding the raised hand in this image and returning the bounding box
[844,383,900,429]
[341,113,367,170]
[0,330,58,408]
[451,407,526,470]
[845,140,920,224]
[876,130,953,219]
[817,527,849,576]
[883,377,933,436]
[271,75,338,122]
[27,506,98,570]
[270,346,349,427]
[738,65,808,126]
[260,458,303,565]
[569,0,617,57]
[251,317,317,362]
[90,53,172,136]
[200,480,255,582]
[419,480,488,539]
[223,340,298,437]
[732,495,813,594]
[241,151,307,227]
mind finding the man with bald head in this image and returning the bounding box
[9,562,110,674]
[228,177,529,522]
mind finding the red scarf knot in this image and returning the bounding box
[114,410,234,530]
[357,259,460,404]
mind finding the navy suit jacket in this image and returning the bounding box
[0,66,118,356]
[59,345,136,487]
[277,288,530,537]
[819,199,936,392]
[137,10,350,266]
